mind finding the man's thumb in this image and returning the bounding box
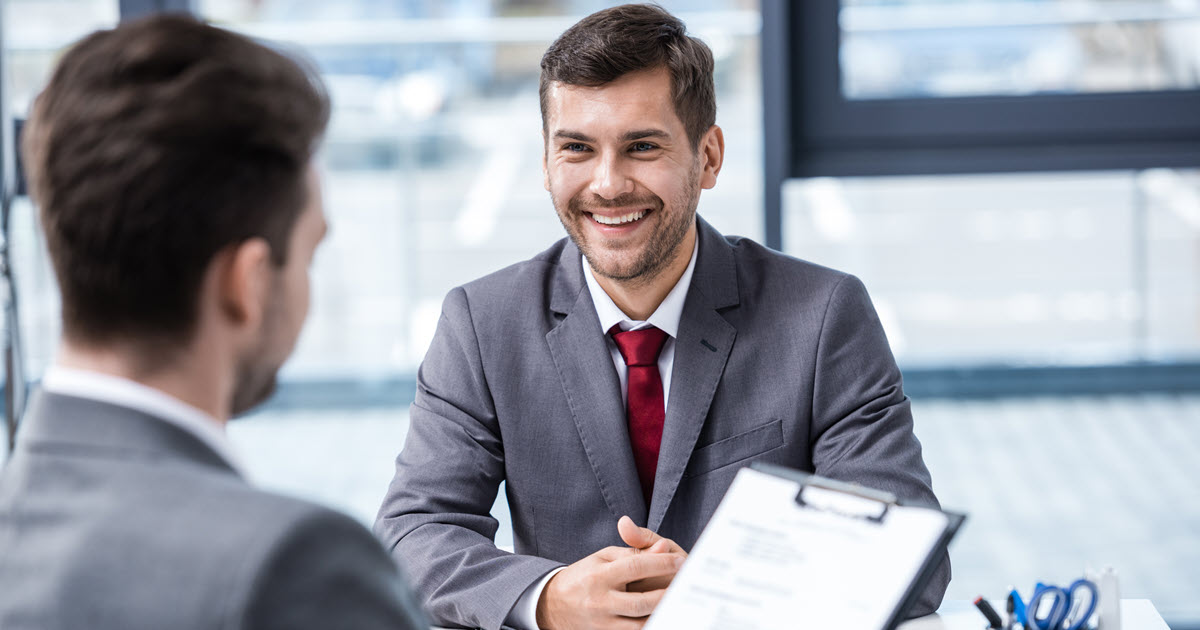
[617,515,658,549]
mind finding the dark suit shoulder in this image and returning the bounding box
[0,435,424,630]
[242,502,429,630]
[119,457,330,534]
[121,471,428,629]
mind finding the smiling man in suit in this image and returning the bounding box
[375,4,949,629]
[0,15,427,630]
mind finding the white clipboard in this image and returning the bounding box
[645,463,965,630]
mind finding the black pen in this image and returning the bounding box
[974,596,1004,629]
[1006,591,1015,629]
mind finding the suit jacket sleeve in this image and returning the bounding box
[244,507,430,630]
[374,287,563,630]
[809,274,951,617]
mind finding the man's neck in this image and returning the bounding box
[592,227,696,322]
[56,340,231,424]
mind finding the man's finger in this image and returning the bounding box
[646,539,671,554]
[594,545,631,563]
[626,572,677,593]
[609,588,667,618]
[609,617,652,630]
[605,551,684,584]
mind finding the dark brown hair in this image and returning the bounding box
[22,14,329,348]
[539,3,716,150]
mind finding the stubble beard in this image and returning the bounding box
[553,161,701,287]
[230,358,279,418]
[229,284,286,418]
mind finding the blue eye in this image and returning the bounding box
[631,142,657,152]
[564,143,589,152]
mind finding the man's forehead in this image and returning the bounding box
[544,70,681,135]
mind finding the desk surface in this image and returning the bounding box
[900,599,1168,630]
[432,599,1166,630]
[429,597,1161,624]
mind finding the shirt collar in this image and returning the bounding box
[583,234,699,337]
[40,365,250,478]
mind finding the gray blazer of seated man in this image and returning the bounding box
[375,6,948,630]
[0,15,427,630]
[3,377,427,630]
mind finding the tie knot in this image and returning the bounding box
[610,325,669,367]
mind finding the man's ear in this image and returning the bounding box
[215,238,273,330]
[699,124,725,190]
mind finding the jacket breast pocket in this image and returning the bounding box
[684,419,784,478]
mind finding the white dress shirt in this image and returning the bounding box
[39,365,249,478]
[505,237,699,629]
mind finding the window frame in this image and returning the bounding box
[762,0,1200,247]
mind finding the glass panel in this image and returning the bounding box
[840,0,1200,100]
[10,197,60,385]
[783,169,1200,366]
[1142,169,1200,360]
[5,0,119,117]
[196,0,763,381]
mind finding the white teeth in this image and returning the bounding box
[592,210,647,225]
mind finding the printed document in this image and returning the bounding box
[645,467,950,630]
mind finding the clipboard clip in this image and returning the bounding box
[793,476,898,524]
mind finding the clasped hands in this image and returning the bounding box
[534,515,687,630]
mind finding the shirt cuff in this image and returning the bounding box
[504,567,566,630]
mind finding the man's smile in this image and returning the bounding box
[588,209,650,226]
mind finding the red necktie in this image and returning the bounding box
[610,325,669,506]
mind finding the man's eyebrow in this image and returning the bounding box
[553,130,594,142]
[621,129,669,142]
[551,129,671,143]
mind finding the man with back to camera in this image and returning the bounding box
[0,15,428,630]
[376,4,950,629]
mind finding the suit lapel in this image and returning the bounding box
[648,218,739,530]
[546,243,648,525]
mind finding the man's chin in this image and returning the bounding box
[585,254,652,283]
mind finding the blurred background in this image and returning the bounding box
[2,0,1198,627]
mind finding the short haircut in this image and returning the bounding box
[22,14,329,348]
[539,3,716,150]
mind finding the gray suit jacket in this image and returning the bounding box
[0,390,429,630]
[376,217,949,629]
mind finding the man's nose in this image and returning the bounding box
[589,152,634,200]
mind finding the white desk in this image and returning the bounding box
[901,599,1169,630]
[433,599,1168,630]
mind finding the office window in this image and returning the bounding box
[840,0,1200,100]
[784,169,1200,366]
[767,3,1200,627]
[764,2,1200,185]
[6,1,119,116]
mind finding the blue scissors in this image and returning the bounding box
[1027,579,1098,630]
